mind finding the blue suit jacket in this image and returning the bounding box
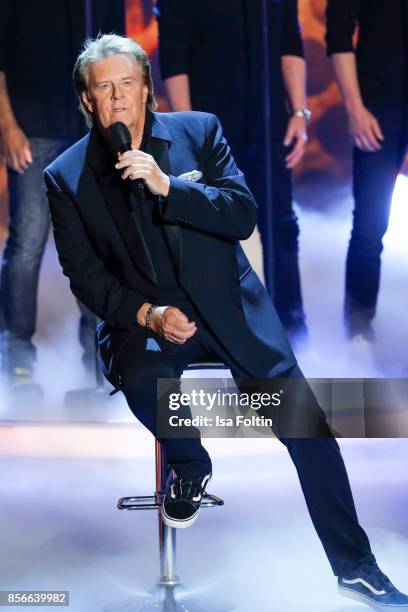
[44,111,295,378]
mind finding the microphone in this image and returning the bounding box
[105,121,145,196]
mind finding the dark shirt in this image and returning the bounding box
[0,0,125,140]
[326,0,408,108]
[156,0,303,143]
[130,112,199,313]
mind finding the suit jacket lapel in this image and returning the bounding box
[88,127,158,286]
[87,113,183,286]
[146,121,183,276]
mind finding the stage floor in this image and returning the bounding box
[0,434,407,611]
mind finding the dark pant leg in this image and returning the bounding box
[231,140,305,333]
[346,106,407,330]
[227,359,374,576]
[113,326,214,479]
[0,138,69,373]
[269,141,304,333]
[77,302,98,373]
[283,436,374,576]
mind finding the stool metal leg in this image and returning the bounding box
[112,435,230,611]
[156,440,179,586]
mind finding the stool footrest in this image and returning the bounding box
[117,491,224,510]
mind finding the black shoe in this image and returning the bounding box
[9,367,44,398]
[338,561,408,609]
[162,473,212,529]
[347,325,375,344]
[344,304,375,343]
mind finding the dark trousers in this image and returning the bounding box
[346,105,408,329]
[231,140,305,334]
[113,311,374,577]
[0,138,97,374]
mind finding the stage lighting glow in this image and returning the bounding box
[385,174,408,249]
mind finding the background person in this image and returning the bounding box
[155,0,311,344]
[326,0,408,341]
[0,0,125,395]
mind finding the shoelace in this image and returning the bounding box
[362,562,396,593]
[170,477,207,502]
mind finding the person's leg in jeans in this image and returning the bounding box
[345,105,408,338]
[232,140,306,340]
[77,302,99,376]
[269,140,306,339]
[0,137,97,388]
[114,324,214,479]
[0,138,63,384]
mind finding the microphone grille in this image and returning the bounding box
[106,122,132,154]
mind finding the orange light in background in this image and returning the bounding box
[125,0,169,111]
[126,0,158,56]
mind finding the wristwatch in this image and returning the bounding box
[292,108,312,123]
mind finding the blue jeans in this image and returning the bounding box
[0,138,97,375]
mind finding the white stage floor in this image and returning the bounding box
[0,435,407,611]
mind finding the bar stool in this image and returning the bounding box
[114,360,232,612]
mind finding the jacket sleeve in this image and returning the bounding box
[326,0,360,55]
[101,0,126,36]
[44,169,148,331]
[160,114,258,241]
[0,0,10,72]
[281,0,304,58]
[155,0,193,79]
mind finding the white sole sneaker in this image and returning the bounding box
[338,584,408,609]
[161,506,200,529]
[161,473,212,529]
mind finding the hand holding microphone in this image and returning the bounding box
[106,121,170,197]
[115,149,170,196]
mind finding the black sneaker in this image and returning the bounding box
[162,473,212,529]
[338,561,408,609]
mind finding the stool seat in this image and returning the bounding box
[184,359,227,371]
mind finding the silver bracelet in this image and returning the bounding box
[145,303,158,330]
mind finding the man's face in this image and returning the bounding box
[82,53,148,139]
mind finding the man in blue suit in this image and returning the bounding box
[44,35,407,608]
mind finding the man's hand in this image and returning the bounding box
[1,123,32,172]
[137,303,197,344]
[115,149,170,196]
[348,105,384,152]
[283,116,308,169]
